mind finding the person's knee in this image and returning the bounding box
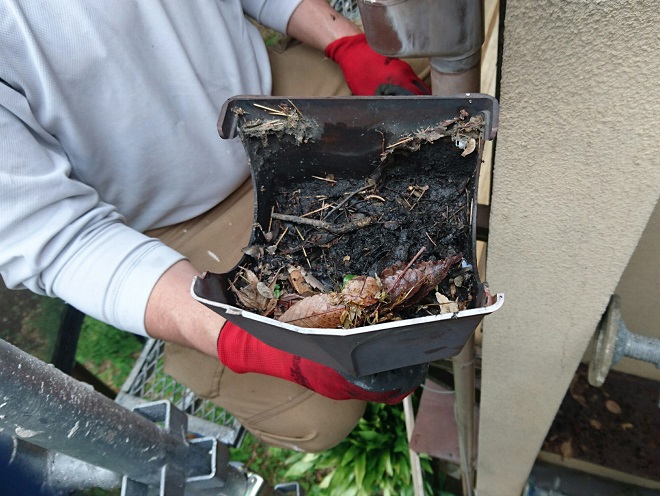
[245,397,367,453]
[163,348,367,452]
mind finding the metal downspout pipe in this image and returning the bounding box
[433,5,483,491]
[431,12,482,493]
[357,1,485,494]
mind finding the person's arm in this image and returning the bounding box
[0,84,222,358]
[286,0,429,96]
[145,260,223,357]
[0,88,189,344]
[285,0,361,51]
[145,0,417,356]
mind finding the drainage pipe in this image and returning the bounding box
[357,0,484,95]
[452,334,476,496]
[357,2,485,492]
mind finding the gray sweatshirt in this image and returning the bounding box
[0,0,301,335]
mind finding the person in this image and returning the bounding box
[0,0,430,452]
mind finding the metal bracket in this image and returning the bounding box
[589,294,660,387]
[121,400,256,496]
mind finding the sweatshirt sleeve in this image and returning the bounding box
[240,0,303,34]
[0,84,185,336]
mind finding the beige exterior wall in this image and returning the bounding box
[476,1,660,494]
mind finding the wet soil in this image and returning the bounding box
[543,364,660,481]
[231,136,482,322]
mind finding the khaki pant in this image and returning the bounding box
[148,41,430,452]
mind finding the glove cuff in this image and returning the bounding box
[217,320,251,373]
[324,33,366,63]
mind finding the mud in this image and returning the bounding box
[232,135,482,322]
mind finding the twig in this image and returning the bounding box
[364,194,386,202]
[324,184,374,219]
[273,227,289,248]
[300,204,332,218]
[386,136,415,149]
[294,226,312,268]
[387,247,427,295]
[302,245,311,269]
[287,99,302,117]
[268,206,274,232]
[311,175,337,184]
[271,212,375,234]
[253,103,287,116]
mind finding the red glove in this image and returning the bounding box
[325,33,430,96]
[218,321,426,404]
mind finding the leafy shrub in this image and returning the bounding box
[287,402,434,495]
[233,401,455,495]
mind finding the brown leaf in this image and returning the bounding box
[341,276,380,306]
[230,267,279,314]
[569,375,589,408]
[605,400,622,415]
[589,419,602,430]
[257,281,275,299]
[278,294,346,328]
[560,439,573,459]
[620,422,634,431]
[417,254,463,293]
[299,267,330,293]
[380,265,425,300]
[461,138,476,157]
[287,266,314,296]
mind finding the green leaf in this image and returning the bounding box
[340,445,361,466]
[318,470,335,489]
[385,452,394,477]
[341,274,357,288]
[355,430,384,442]
[354,452,367,488]
[283,460,314,479]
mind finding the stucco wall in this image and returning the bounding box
[476,1,660,494]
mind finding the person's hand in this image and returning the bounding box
[325,33,430,96]
[218,321,427,404]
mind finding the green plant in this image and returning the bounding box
[75,317,143,391]
[290,402,436,495]
[230,433,296,486]
[231,401,454,495]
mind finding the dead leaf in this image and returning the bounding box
[605,400,622,415]
[589,419,602,430]
[230,267,279,316]
[241,245,264,259]
[380,254,462,309]
[278,294,346,328]
[341,276,381,306]
[436,293,459,314]
[287,266,314,296]
[380,265,425,305]
[620,422,634,431]
[569,375,588,408]
[299,267,330,293]
[461,138,476,157]
[560,439,573,459]
[257,281,275,299]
